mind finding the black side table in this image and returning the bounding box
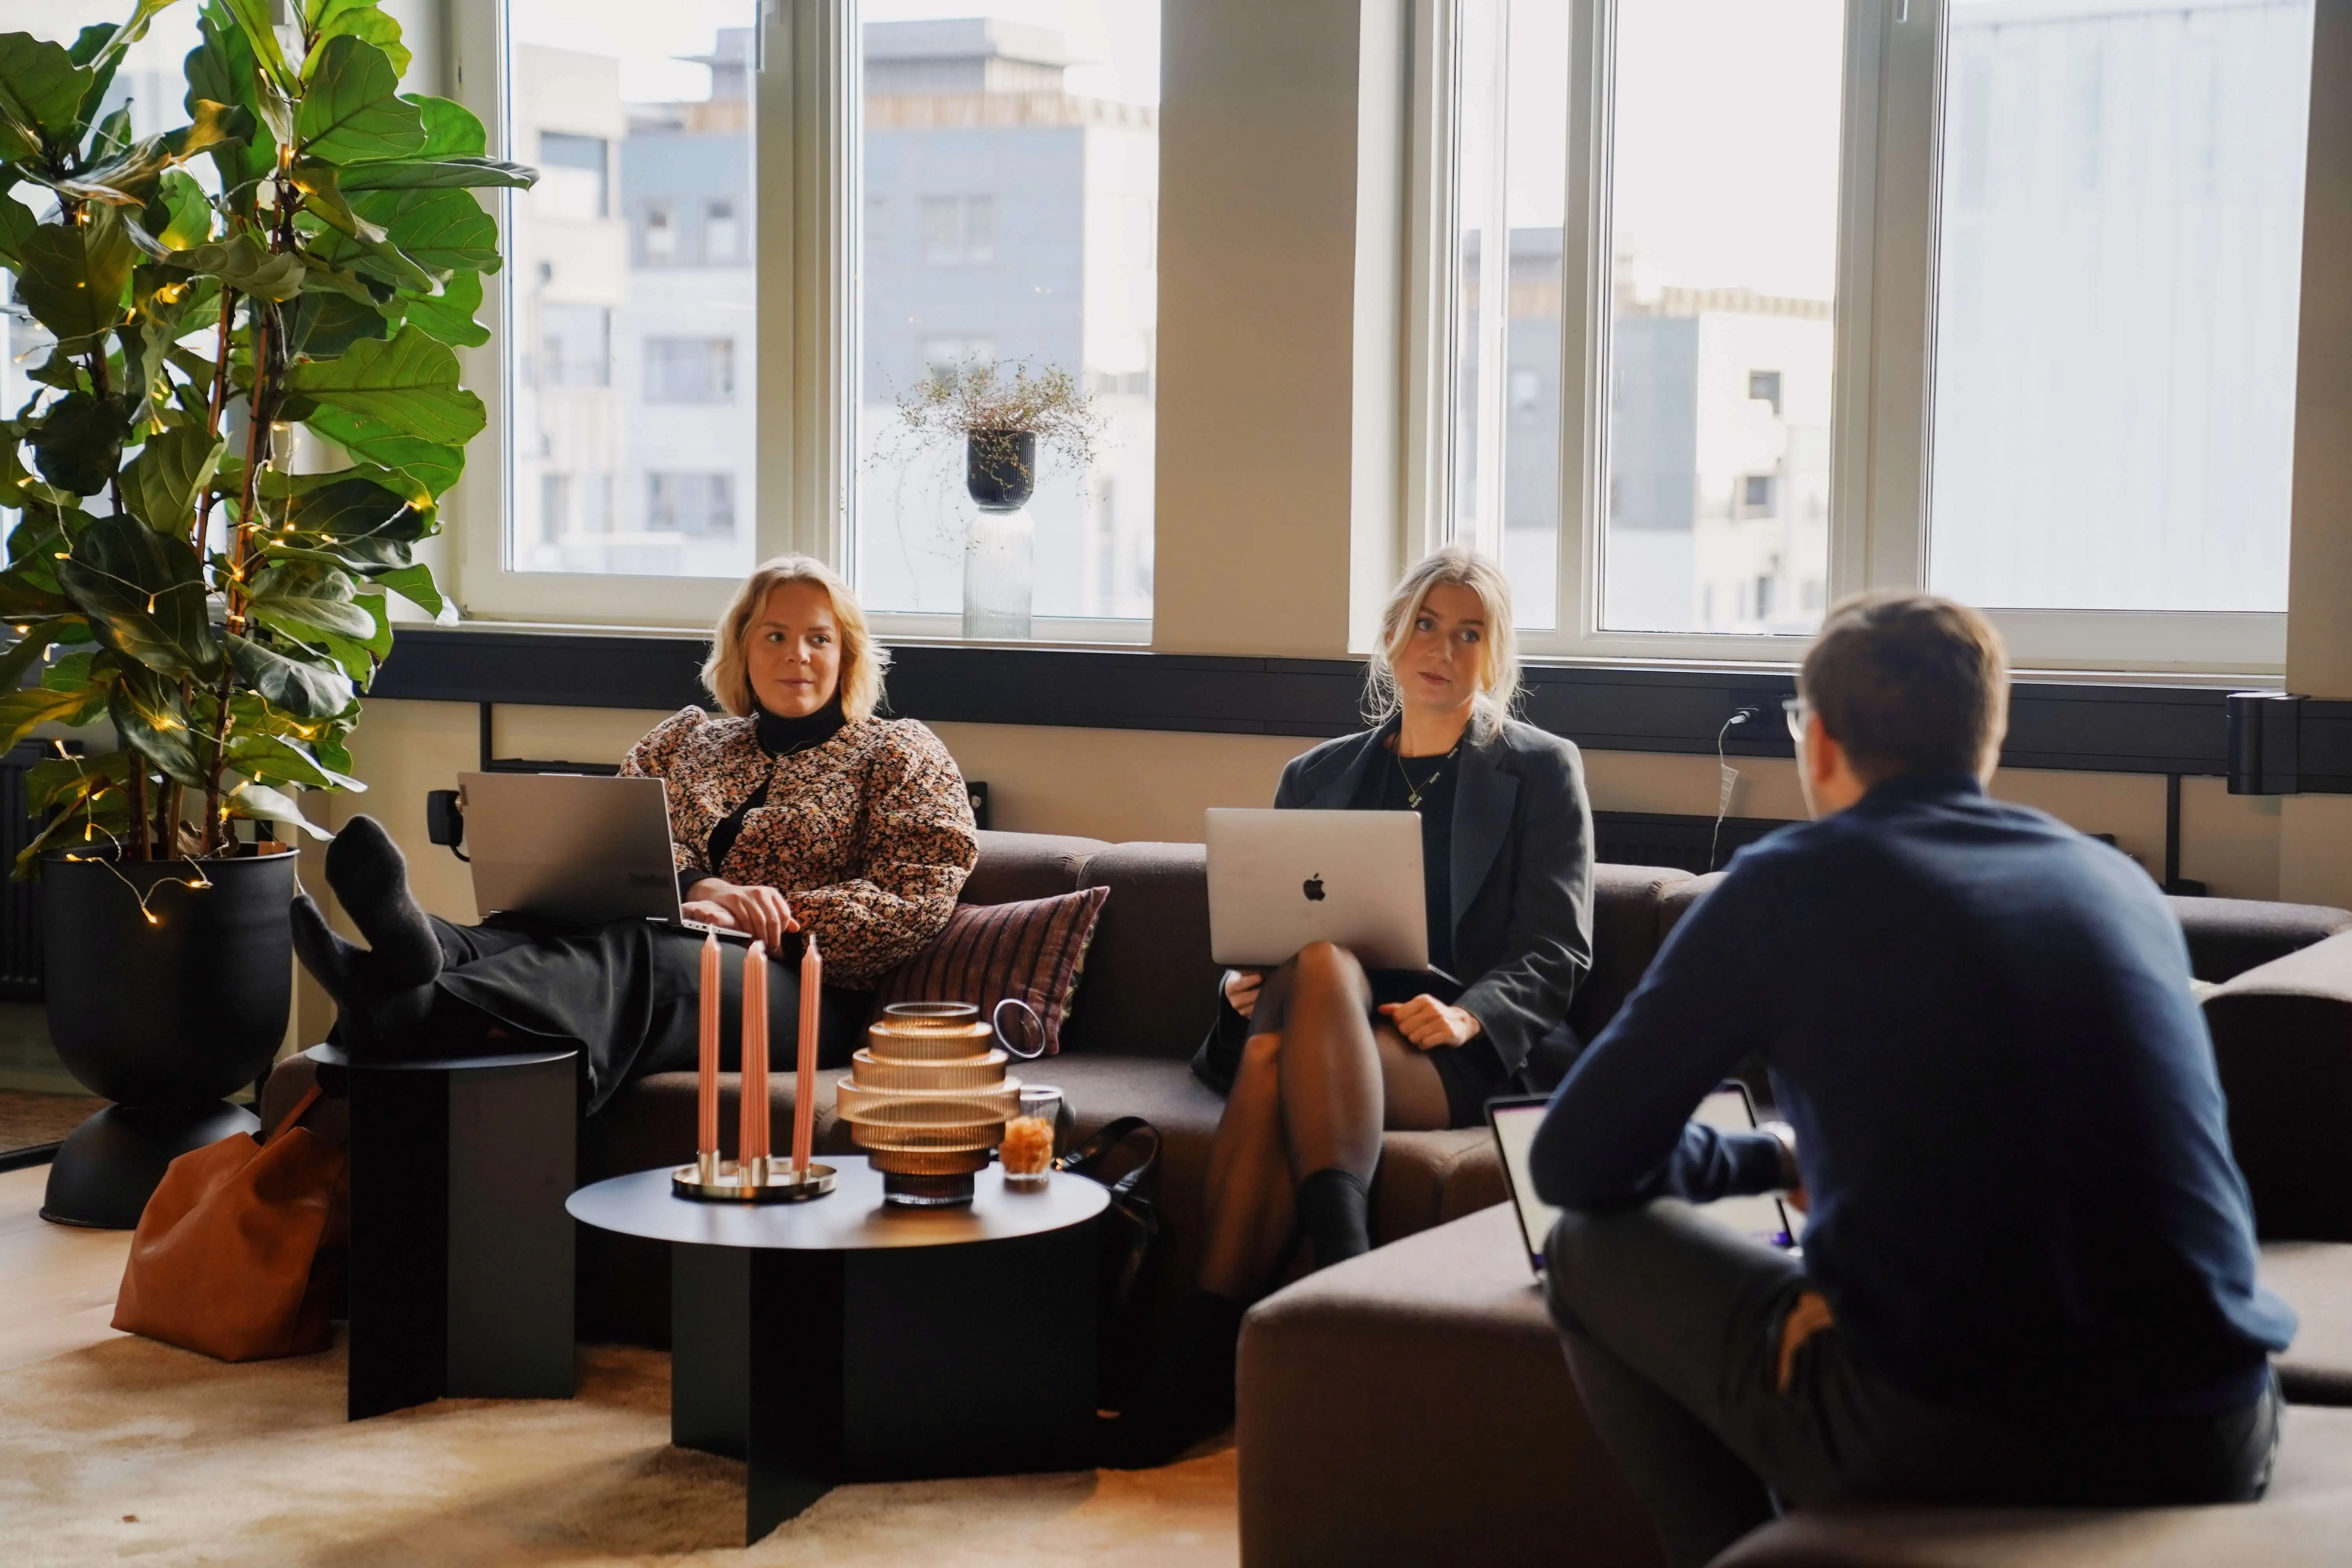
[312,1042,579,1419]
[569,1157,1107,1544]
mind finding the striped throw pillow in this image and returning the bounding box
[871,886,1111,1055]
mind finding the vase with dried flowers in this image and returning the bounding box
[0,0,532,1225]
[892,359,1104,639]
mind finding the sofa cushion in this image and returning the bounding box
[1238,1202,1664,1568]
[1063,841,1222,1062]
[1575,864,1697,1043]
[2262,1241,2352,1406]
[962,829,1108,906]
[871,885,1110,1054]
[1709,1405,2352,1568]
[2206,932,2352,1242]
[2171,896,2352,984]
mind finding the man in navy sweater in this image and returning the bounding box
[1531,593,2293,1568]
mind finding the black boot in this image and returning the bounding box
[1296,1166,1372,1272]
[323,816,442,987]
[1100,1289,1247,1469]
[291,889,436,1061]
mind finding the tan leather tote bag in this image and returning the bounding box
[112,1083,348,1361]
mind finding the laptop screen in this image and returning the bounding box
[1487,1086,1798,1274]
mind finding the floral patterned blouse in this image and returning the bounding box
[621,707,978,987]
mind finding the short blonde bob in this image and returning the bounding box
[1363,544,1522,736]
[702,555,889,721]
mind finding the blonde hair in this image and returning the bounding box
[702,555,889,721]
[1364,545,1521,735]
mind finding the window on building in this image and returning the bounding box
[647,472,739,536]
[855,5,1161,631]
[919,194,997,267]
[1747,370,1782,415]
[704,199,740,262]
[538,131,610,220]
[644,338,737,403]
[503,2,758,586]
[1740,474,1778,517]
[1925,0,2313,617]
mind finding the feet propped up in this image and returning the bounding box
[290,816,445,1061]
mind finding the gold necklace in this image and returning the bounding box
[1395,739,1461,811]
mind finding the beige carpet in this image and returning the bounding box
[0,1332,1239,1567]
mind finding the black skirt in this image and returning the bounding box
[430,916,868,1115]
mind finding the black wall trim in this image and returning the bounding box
[372,626,2344,785]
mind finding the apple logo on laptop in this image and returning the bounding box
[1302,873,1326,902]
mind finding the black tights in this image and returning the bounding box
[1194,941,1451,1300]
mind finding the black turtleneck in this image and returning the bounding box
[682,698,847,899]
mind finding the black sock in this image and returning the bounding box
[1297,1166,1372,1272]
[324,816,442,988]
[292,889,437,1060]
[1104,1289,1246,1468]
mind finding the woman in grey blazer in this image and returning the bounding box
[1107,546,1595,1466]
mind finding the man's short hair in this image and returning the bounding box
[1799,593,2009,782]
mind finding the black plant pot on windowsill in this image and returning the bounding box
[39,845,297,1229]
[965,429,1038,511]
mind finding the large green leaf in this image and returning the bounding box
[0,189,36,268]
[350,186,497,275]
[185,4,276,192]
[285,159,435,294]
[14,213,135,344]
[294,406,463,495]
[301,0,409,83]
[0,617,87,693]
[27,392,134,497]
[217,0,296,92]
[283,326,483,445]
[57,101,252,209]
[150,230,303,300]
[226,777,330,839]
[227,726,362,791]
[249,558,376,640]
[56,513,221,680]
[109,662,206,786]
[337,156,536,193]
[0,685,88,757]
[66,24,124,147]
[288,286,390,359]
[285,158,385,243]
[39,649,116,726]
[408,95,485,160]
[370,561,450,621]
[396,265,486,348]
[295,36,423,166]
[278,471,432,541]
[146,167,212,250]
[0,34,95,161]
[226,632,352,717]
[121,425,227,534]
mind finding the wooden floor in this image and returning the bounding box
[0,1165,130,1375]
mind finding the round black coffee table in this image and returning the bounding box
[568,1157,1107,1543]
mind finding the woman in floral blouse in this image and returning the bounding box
[289,557,977,1112]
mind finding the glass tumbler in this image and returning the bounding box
[1000,1085,1062,1189]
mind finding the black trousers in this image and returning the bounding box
[428,917,867,1115]
[1543,1201,2281,1568]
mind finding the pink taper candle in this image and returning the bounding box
[793,933,821,1173]
[697,934,720,1177]
[740,941,769,1167]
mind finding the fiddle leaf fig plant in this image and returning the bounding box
[0,0,533,873]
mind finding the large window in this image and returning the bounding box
[505,0,757,582]
[1433,0,2314,671]
[852,5,1161,633]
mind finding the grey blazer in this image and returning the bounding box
[1196,715,1596,1087]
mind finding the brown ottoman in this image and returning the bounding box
[1237,1203,1662,1568]
[1709,1405,2352,1568]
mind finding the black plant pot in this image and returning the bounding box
[965,430,1038,511]
[39,847,296,1228]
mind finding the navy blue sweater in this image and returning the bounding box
[1530,773,2294,1418]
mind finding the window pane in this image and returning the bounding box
[508,2,757,578]
[1926,0,2312,613]
[1600,1,1843,635]
[855,6,1161,626]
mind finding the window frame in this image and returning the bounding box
[1410,0,2291,677]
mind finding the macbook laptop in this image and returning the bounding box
[457,772,748,939]
[1205,808,1430,971]
[1486,1083,1802,1275]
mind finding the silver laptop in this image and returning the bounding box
[1205,808,1429,971]
[458,772,742,936]
[1488,1084,1801,1274]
